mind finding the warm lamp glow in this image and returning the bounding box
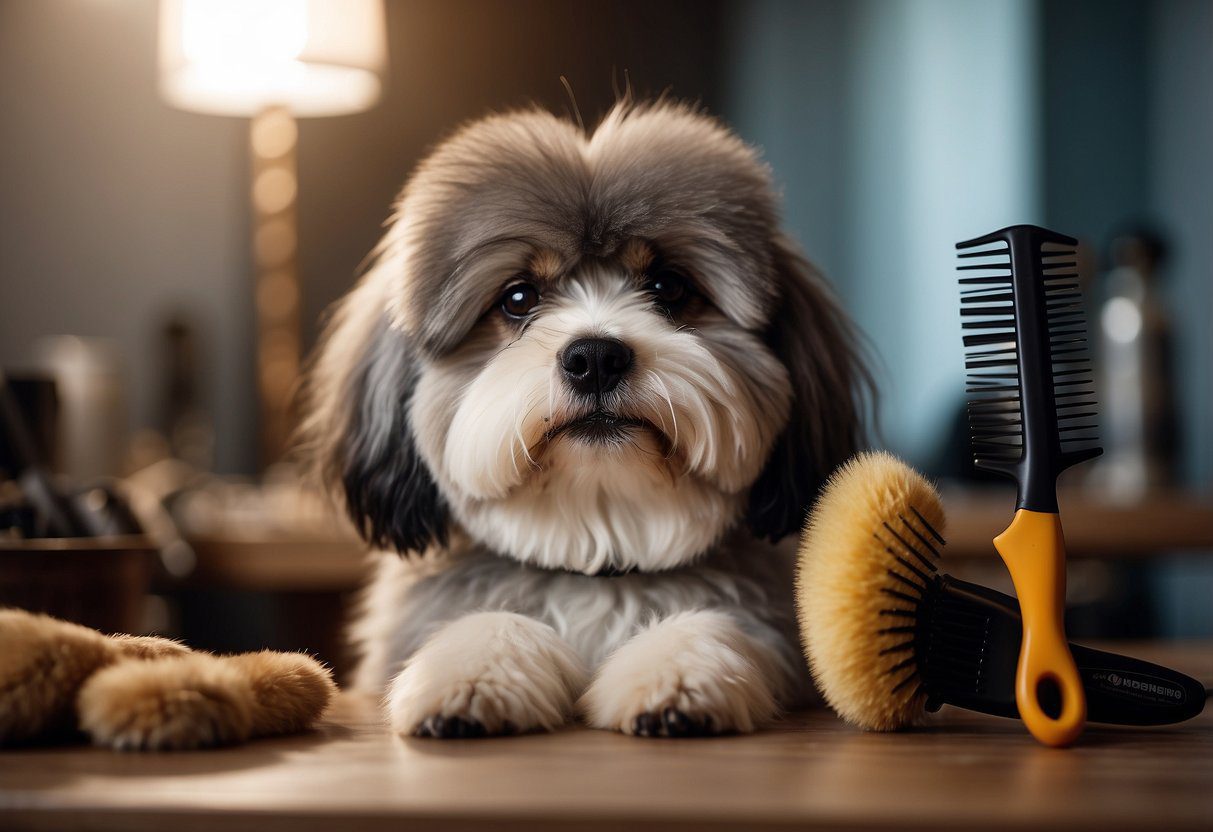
[159,0,386,117]
[158,0,387,464]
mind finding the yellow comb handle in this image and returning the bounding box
[992,509,1086,747]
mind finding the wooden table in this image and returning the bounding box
[2,643,1209,832]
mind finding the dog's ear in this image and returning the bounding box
[746,234,872,542]
[297,275,448,556]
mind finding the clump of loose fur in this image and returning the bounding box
[78,655,256,751]
[796,451,946,731]
[0,609,336,751]
[0,610,117,743]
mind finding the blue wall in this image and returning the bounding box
[1150,0,1213,490]
[1147,0,1213,634]
[724,0,1210,487]
[724,0,1212,636]
[726,0,1043,466]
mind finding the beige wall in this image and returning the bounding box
[0,0,723,473]
[0,0,253,471]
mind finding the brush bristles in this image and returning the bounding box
[796,451,946,731]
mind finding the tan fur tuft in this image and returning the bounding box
[77,655,255,751]
[226,651,336,736]
[110,633,193,661]
[0,609,118,744]
[796,451,946,731]
[0,609,334,750]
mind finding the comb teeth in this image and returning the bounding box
[874,509,947,699]
[956,227,1102,486]
[1040,241,1100,463]
[957,239,1021,470]
[955,242,1023,475]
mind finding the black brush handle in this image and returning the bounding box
[1071,644,1207,726]
[929,577,1205,726]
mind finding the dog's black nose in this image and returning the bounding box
[560,337,633,396]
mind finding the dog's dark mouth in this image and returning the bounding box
[546,411,653,444]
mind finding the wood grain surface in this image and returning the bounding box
[1,643,1209,832]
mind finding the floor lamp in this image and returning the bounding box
[158,0,386,466]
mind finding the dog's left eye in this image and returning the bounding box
[645,269,689,308]
[500,282,540,319]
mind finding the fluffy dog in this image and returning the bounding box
[301,100,869,738]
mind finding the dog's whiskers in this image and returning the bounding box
[647,370,680,455]
[517,399,542,470]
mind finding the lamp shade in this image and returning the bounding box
[159,0,386,117]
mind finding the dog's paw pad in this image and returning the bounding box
[631,711,661,737]
[662,707,716,737]
[630,708,717,738]
[413,714,487,739]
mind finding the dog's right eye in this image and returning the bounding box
[500,282,540,319]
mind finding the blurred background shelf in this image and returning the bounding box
[0,535,157,634]
[175,489,1213,596]
[184,533,366,593]
[943,488,1213,560]
[157,487,1213,685]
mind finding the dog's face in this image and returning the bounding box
[303,102,866,573]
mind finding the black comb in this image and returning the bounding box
[958,225,1102,510]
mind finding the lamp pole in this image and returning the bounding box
[249,106,301,466]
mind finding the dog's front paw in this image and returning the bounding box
[388,612,586,738]
[581,610,782,737]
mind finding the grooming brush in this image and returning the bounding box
[958,224,1101,746]
[797,452,1205,733]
